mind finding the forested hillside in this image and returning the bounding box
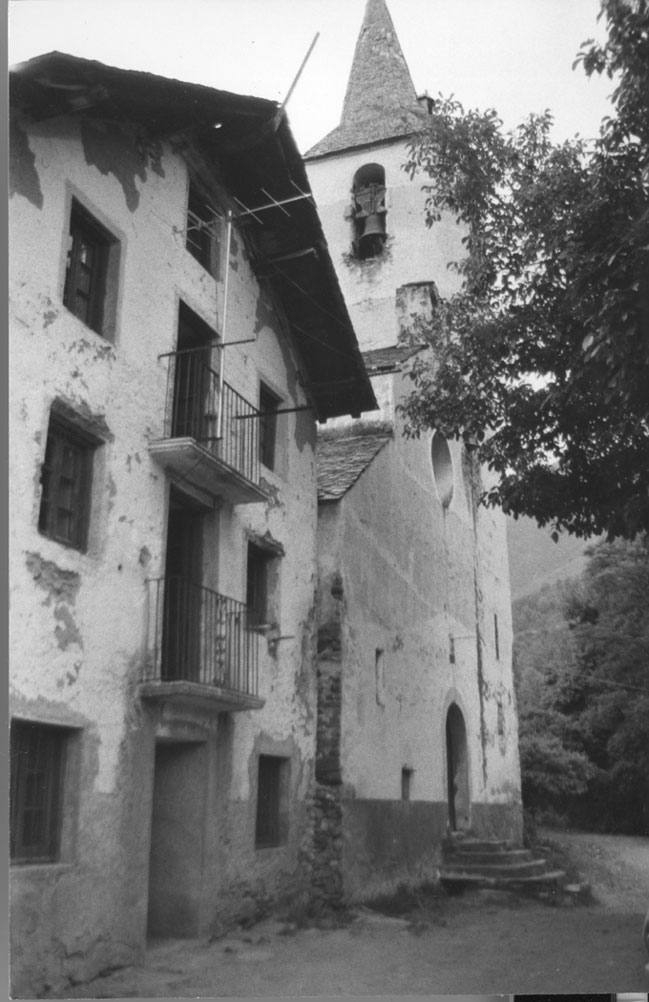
[512,537,649,835]
[507,515,592,601]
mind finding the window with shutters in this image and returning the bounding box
[38,414,99,551]
[63,200,118,338]
[10,720,68,863]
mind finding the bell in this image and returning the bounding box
[360,212,386,240]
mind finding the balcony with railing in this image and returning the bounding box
[148,346,268,504]
[139,577,264,713]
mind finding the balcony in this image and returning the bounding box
[139,577,264,713]
[149,347,268,505]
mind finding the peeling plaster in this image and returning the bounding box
[10,116,43,208]
[260,477,282,511]
[26,552,81,606]
[80,120,145,213]
[52,397,114,443]
[54,605,83,651]
[229,231,240,271]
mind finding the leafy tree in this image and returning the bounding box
[399,0,649,539]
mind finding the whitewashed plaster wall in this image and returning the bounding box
[10,110,319,994]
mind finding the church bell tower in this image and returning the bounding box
[305,0,465,352]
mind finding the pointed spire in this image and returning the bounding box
[342,0,418,127]
[305,0,427,159]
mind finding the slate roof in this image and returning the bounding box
[363,344,423,374]
[317,430,391,501]
[305,0,428,159]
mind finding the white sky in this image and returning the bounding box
[9,0,614,153]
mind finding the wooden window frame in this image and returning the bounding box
[38,415,97,552]
[63,200,116,337]
[258,382,281,471]
[10,720,67,864]
[255,755,288,849]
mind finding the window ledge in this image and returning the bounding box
[10,861,76,875]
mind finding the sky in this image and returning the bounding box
[9,0,614,153]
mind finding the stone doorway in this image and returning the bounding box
[446,704,470,831]
[147,741,207,937]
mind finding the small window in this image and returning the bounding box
[352,163,387,260]
[246,541,273,628]
[255,755,288,848]
[186,182,222,274]
[63,200,117,337]
[10,720,67,863]
[401,767,413,801]
[375,648,385,706]
[494,613,500,660]
[258,382,280,471]
[38,415,97,551]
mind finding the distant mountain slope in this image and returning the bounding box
[506,515,595,601]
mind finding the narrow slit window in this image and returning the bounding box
[375,648,385,706]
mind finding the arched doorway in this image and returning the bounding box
[446,704,470,830]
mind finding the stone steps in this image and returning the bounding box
[440,858,548,879]
[445,848,534,865]
[439,868,567,889]
[439,833,566,893]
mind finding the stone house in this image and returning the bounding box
[306,0,523,900]
[9,52,375,997]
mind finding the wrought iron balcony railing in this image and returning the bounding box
[150,347,265,503]
[142,577,260,706]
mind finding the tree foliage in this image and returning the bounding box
[400,0,649,539]
[513,536,649,833]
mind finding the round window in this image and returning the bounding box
[431,432,453,507]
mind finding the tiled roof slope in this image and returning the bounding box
[363,344,423,373]
[305,0,428,159]
[317,430,391,501]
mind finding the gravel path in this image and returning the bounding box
[48,830,649,999]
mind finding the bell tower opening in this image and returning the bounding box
[352,163,387,260]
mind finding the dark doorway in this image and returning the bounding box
[161,489,204,681]
[147,741,207,937]
[446,704,470,831]
[172,303,214,443]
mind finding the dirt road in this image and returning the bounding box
[48,831,649,999]
[537,827,649,911]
